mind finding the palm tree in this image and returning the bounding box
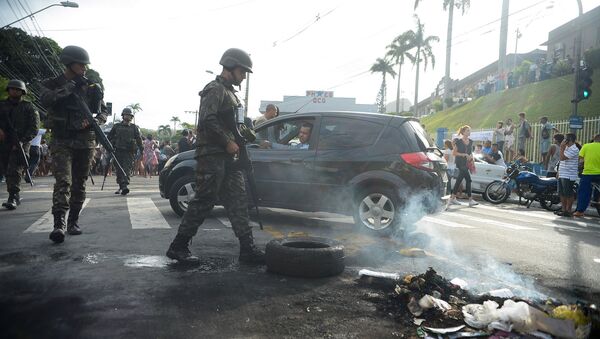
[158,124,172,140]
[170,116,180,133]
[407,16,439,116]
[386,32,415,113]
[370,58,397,113]
[414,0,470,109]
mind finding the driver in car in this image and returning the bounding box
[261,122,312,150]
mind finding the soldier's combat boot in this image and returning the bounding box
[67,208,82,235]
[2,193,20,210]
[166,234,200,264]
[120,185,130,195]
[114,188,122,194]
[238,234,265,264]
[49,213,66,243]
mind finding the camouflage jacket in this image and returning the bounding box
[196,76,239,156]
[0,98,40,146]
[40,74,108,149]
[108,122,143,153]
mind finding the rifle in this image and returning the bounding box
[4,114,33,186]
[70,88,129,186]
[225,105,263,230]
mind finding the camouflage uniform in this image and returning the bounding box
[107,121,142,192]
[0,97,40,205]
[168,73,263,264]
[40,75,107,238]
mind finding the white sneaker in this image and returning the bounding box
[469,199,479,207]
[449,198,461,205]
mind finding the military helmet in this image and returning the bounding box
[219,48,253,73]
[6,79,27,95]
[60,45,90,65]
[122,107,134,116]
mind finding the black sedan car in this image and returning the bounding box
[159,111,447,235]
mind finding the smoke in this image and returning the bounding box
[390,190,546,301]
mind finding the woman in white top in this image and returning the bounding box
[504,118,515,162]
[443,139,456,195]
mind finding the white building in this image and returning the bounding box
[259,90,377,115]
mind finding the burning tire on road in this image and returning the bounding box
[265,237,345,278]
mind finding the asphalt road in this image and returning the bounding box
[1,175,599,338]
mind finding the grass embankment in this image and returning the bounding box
[422,71,600,134]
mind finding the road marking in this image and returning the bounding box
[448,212,538,230]
[420,216,476,228]
[594,258,600,263]
[476,204,600,229]
[127,198,171,229]
[24,198,91,233]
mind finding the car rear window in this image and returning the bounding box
[406,121,434,150]
[377,120,434,154]
[317,117,382,150]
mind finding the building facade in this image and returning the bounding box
[259,90,377,115]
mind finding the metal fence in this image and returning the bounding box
[444,116,600,163]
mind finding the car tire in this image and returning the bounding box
[483,181,510,204]
[265,237,345,278]
[169,175,196,217]
[352,185,400,236]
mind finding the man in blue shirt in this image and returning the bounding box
[482,140,492,155]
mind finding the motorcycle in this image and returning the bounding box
[484,163,561,211]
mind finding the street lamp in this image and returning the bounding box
[1,2,79,30]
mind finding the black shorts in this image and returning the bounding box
[558,178,576,197]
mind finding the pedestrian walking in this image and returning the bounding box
[166,48,265,265]
[442,139,456,195]
[27,128,46,181]
[107,107,143,195]
[447,125,478,209]
[0,79,40,210]
[40,46,108,243]
[573,134,600,217]
[143,134,158,178]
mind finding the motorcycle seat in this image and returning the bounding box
[539,177,557,182]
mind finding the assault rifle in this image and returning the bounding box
[224,105,263,230]
[70,86,128,189]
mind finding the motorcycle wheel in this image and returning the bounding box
[484,181,510,204]
[540,197,561,211]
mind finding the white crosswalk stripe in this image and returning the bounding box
[476,204,600,229]
[448,212,538,230]
[24,198,91,233]
[127,198,171,229]
[420,216,476,228]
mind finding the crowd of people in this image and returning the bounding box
[443,114,600,217]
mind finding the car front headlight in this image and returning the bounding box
[163,153,179,169]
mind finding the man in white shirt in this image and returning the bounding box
[27,128,46,182]
[556,133,579,217]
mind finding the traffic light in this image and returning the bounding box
[573,67,593,103]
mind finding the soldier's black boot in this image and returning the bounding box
[2,193,19,210]
[114,188,122,194]
[238,234,265,265]
[49,213,66,243]
[67,208,82,235]
[166,234,200,264]
[120,185,130,195]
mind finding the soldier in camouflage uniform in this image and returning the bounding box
[107,107,143,195]
[40,46,108,243]
[166,48,265,265]
[0,80,40,210]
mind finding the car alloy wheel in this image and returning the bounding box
[357,192,396,231]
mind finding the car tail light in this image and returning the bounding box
[400,152,435,172]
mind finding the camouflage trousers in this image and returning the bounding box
[0,143,30,194]
[114,149,134,187]
[177,153,251,239]
[50,144,94,215]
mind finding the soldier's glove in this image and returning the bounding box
[55,81,77,100]
[240,125,256,143]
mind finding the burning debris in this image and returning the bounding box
[358,267,598,338]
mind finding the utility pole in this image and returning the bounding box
[443,0,454,110]
[184,110,198,131]
[498,0,510,90]
[571,0,584,134]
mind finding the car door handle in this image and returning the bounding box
[290,157,303,163]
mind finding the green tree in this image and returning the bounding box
[158,124,172,140]
[406,15,439,116]
[370,57,397,113]
[386,32,415,114]
[414,0,470,109]
[170,116,181,133]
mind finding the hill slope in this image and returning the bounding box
[422,71,600,134]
